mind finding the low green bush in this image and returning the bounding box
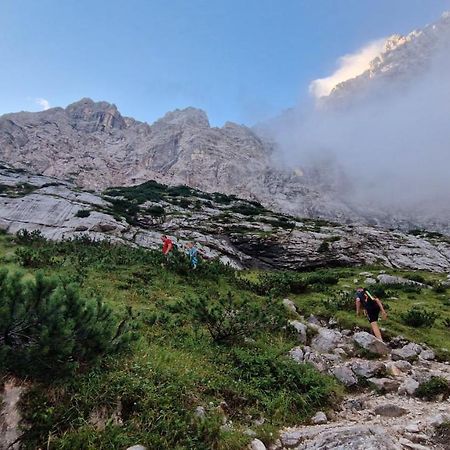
[175,291,286,344]
[75,209,91,218]
[416,376,450,400]
[401,307,438,328]
[405,273,426,284]
[229,202,267,216]
[0,269,137,379]
[322,291,355,312]
[15,246,58,268]
[317,241,329,253]
[306,270,339,286]
[229,346,341,422]
[258,272,309,296]
[432,283,447,294]
[15,229,46,245]
[367,285,392,299]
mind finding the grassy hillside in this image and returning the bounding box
[0,230,449,449]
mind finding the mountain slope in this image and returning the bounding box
[0,164,449,272]
[0,98,358,221]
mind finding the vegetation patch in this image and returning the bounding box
[0,182,37,197]
[75,209,91,218]
[0,269,137,379]
[401,307,438,328]
[416,376,450,400]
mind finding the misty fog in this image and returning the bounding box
[268,27,450,217]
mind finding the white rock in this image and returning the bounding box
[365,277,377,285]
[429,413,450,427]
[282,298,297,313]
[353,331,390,355]
[250,438,266,450]
[288,346,304,363]
[332,366,358,387]
[311,328,343,353]
[289,320,307,344]
[399,438,430,450]
[419,349,435,360]
[311,411,328,425]
[391,343,422,362]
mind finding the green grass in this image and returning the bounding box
[2,233,342,450]
[2,233,450,449]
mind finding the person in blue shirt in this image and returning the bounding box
[185,242,199,269]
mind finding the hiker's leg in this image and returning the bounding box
[370,321,383,341]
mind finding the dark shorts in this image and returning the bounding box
[366,305,380,323]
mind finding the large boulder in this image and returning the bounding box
[332,366,358,387]
[311,328,343,353]
[353,332,390,356]
[350,360,385,378]
[376,274,426,286]
[368,377,401,393]
[279,423,400,449]
[391,343,422,362]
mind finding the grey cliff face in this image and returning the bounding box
[0,165,449,272]
[1,97,448,235]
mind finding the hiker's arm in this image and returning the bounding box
[355,298,361,316]
[375,297,388,319]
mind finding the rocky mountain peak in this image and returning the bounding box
[65,97,126,132]
[327,12,450,103]
[154,107,210,129]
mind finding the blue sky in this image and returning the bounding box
[1,0,449,126]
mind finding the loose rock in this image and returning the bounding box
[391,343,422,362]
[373,404,408,417]
[398,378,420,396]
[353,331,390,355]
[282,298,297,313]
[311,411,328,425]
[288,320,307,344]
[311,328,343,353]
[250,438,266,450]
[368,377,400,393]
[333,366,358,387]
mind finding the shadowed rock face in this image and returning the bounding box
[0,165,449,272]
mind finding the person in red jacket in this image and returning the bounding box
[161,235,174,256]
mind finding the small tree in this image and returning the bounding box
[177,292,286,344]
[0,269,137,379]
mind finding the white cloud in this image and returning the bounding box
[309,38,387,98]
[35,98,50,110]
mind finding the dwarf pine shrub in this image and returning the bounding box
[0,269,137,379]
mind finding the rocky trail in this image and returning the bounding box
[253,306,450,450]
[2,299,450,450]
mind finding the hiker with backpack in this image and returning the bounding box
[185,241,199,269]
[355,287,388,341]
[161,235,174,264]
